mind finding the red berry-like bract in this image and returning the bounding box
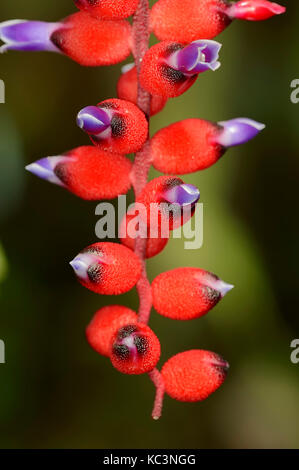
[136,175,196,231]
[90,99,148,154]
[55,146,132,199]
[117,66,168,116]
[140,42,198,98]
[110,323,161,374]
[150,0,231,43]
[86,305,138,357]
[120,212,169,258]
[151,119,224,174]
[152,267,231,320]
[72,242,142,295]
[161,350,229,402]
[51,12,132,66]
[74,0,139,19]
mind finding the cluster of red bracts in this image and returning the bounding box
[85,305,229,401]
[0,1,285,66]
[6,0,284,413]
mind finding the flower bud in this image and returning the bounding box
[140,40,221,98]
[227,0,286,21]
[120,211,169,258]
[161,350,229,402]
[150,0,285,43]
[152,267,233,320]
[86,305,138,357]
[1,13,132,66]
[26,146,132,200]
[70,242,142,295]
[74,0,139,19]
[0,19,61,53]
[110,323,161,374]
[150,118,265,174]
[136,176,200,231]
[215,118,265,147]
[117,64,168,116]
[77,99,148,154]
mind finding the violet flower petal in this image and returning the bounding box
[25,156,71,187]
[0,20,61,53]
[77,106,112,135]
[216,118,265,147]
[169,40,222,74]
[163,183,200,207]
[192,40,222,63]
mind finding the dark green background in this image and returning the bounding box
[0,0,298,448]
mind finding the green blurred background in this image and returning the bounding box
[0,0,298,449]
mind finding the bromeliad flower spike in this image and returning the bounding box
[3,0,285,419]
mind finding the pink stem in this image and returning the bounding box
[132,0,151,117]
[132,0,152,325]
[148,368,165,420]
[131,1,165,419]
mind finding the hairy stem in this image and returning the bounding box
[148,368,165,420]
[132,0,151,117]
[131,0,165,419]
[132,0,152,325]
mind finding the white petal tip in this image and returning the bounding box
[121,62,135,74]
[219,282,234,297]
[211,61,221,71]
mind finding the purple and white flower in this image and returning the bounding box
[166,40,222,75]
[25,156,72,186]
[0,20,62,53]
[163,183,200,207]
[76,106,112,136]
[215,118,265,147]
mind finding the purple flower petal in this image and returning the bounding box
[0,20,61,53]
[192,40,222,63]
[176,43,201,72]
[25,156,71,187]
[215,118,266,147]
[163,183,200,207]
[167,39,222,75]
[77,106,112,135]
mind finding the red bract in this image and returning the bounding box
[110,323,161,374]
[89,99,148,154]
[151,0,231,43]
[74,0,139,19]
[117,65,168,116]
[151,119,224,174]
[51,12,132,66]
[140,41,198,98]
[70,242,142,295]
[120,211,169,258]
[86,305,138,357]
[152,267,233,320]
[161,350,229,401]
[151,0,285,43]
[26,146,132,200]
